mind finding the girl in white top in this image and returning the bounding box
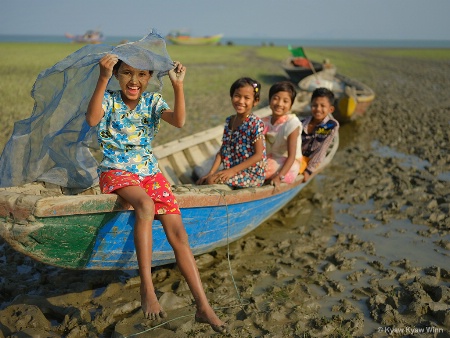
[262,81,302,187]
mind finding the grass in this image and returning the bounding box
[0,43,290,149]
[0,42,448,150]
[365,48,450,60]
[0,43,82,148]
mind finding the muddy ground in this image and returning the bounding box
[0,50,449,337]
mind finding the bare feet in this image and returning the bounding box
[140,285,167,320]
[195,307,228,334]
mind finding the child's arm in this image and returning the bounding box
[161,61,186,128]
[270,127,300,187]
[86,54,118,127]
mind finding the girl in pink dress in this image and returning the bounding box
[262,81,302,188]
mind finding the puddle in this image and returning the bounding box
[316,199,448,335]
[371,141,431,170]
[437,171,450,182]
[334,201,447,267]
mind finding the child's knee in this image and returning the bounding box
[166,222,189,246]
[135,197,155,217]
[173,230,189,246]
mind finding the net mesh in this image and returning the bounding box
[0,30,173,190]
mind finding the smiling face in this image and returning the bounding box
[114,62,152,108]
[231,84,258,117]
[269,91,293,119]
[311,96,335,123]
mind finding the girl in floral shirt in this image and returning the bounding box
[197,77,266,188]
[86,54,227,333]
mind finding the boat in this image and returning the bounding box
[281,57,337,84]
[281,45,336,83]
[65,30,104,44]
[291,69,376,123]
[166,30,223,46]
[0,107,338,270]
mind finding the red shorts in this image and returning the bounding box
[99,170,180,215]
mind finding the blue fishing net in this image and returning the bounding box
[0,30,173,190]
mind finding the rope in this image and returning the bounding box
[124,188,248,337]
[213,189,250,312]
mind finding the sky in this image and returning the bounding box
[1,0,450,41]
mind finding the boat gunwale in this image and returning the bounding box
[334,73,375,98]
[0,174,306,220]
[296,71,375,105]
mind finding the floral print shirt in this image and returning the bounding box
[97,90,169,177]
[220,113,267,188]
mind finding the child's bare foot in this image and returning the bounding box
[195,307,228,334]
[140,285,167,320]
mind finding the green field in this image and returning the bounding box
[1,42,449,150]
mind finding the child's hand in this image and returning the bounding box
[99,54,119,79]
[196,175,209,185]
[211,169,235,184]
[169,61,186,83]
[270,175,282,188]
[303,171,310,182]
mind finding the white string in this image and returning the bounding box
[124,188,248,337]
[213,188,249,311]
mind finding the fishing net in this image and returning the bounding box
[0,30,173,190]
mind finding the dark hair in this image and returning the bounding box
[269,81,297,104]
[113,60,123,73]
[113,60,154,76]
[311,87,335,105]
[229,77,261,100]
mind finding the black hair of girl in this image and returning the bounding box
[229,77,261,101]
[113,60,123,74]
[112,59,154,76]
[268,81,297,104]
[311,87,335,105]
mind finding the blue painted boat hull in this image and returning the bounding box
[86,182,305,269]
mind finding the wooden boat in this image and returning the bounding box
[291,70,376,123]
[0,107,338,270]
[65,30,104,44]
[166,32,223,46]
[281,57,337,84]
